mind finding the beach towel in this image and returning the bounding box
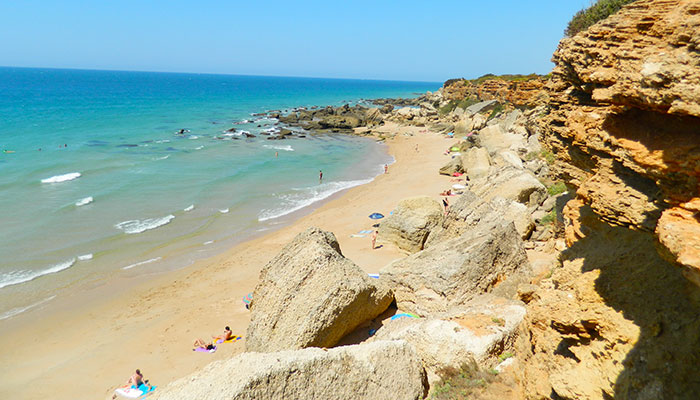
[350,234,366,238]
[358,230,373,234]
[114,384,156,399]
[216,335,242,344]
[194,345,217,353]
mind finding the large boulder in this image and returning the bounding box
[468,166,546,206]
[151,340,427,400]
[438,157,464,176]
[378,196,444,254]
[246,228,393,352]
[370,294,526,385]
[426,192,534,246]
[478,124,528,155]
[460,147,491,180]
[380,221,531,316]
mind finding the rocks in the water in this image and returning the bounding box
[370,294,526,385]
[438,157,464,176]
[378,196,444,254]
[318,115,362,130]
[381,220,531,316]
[460,147,491,180]
[152,340,427,400]
[246,227,393,352]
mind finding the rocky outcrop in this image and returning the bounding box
[520,1,700,398]
[442,76,549,107]
[518,202,700,399]
[377,196,444,254]
[152,340,427,400]
[380,219,531,316]
[461,147,491,180]
[540,0,700,282]
[468,167,546,207]
[370,294,526,386]
[426,192,534,245]
[246,228,393,352]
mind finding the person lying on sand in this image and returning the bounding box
[113,369,150,399]
[213,326,233,342]
[439,189,452,196]
[193,338,216,350]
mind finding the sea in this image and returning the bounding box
[0,67,439,321]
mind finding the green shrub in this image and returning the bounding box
[565,0,637,37]
[547,182,568,196]
[430,361,498,400]
[540,150,555,165]
[498,351,515,362]
[540,210,557,226]
[487,103,504,121]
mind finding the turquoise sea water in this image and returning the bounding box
[0,67,439,320]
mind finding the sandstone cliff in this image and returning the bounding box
[520,0,700,398]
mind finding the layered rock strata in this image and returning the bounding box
[540,0,700,283]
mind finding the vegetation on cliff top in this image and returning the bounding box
[443,73,546,88]
[565,0,637,37]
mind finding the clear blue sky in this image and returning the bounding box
[0,0,589,82]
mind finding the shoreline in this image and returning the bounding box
[0,122,456,400]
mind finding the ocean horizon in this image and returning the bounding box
[0,66,439,320]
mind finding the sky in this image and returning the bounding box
[0,1,590,82]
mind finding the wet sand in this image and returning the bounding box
[0,123,459,399]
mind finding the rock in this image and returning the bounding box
[465,100,497,116]
[460,147,491,180]
[380,220,531,316]
[380,104,394,113]
[370,294,526,385]
[494,150,524,169]
[225,127,237,133]
[426,192,534,244]
[152,340,427,400]
[501,110,522,132]
[526,133,542,154]
[378,196,444,254]
[318,115,362,129]
[246,228,393,352]
[468,167,546,206]
[539,0,700,283]
[517,284,539,304]
[438,157,463,176]
[478,124,528,155]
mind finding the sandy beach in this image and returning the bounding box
[0,123,457,399]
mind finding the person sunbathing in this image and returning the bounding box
[193,338,215,350]
[113,369,150,399]
[212,326,233,343]
[439,189,452,196]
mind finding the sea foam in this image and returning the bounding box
[263,144,294,152]
[122,257,162,270]
[258,178,372,222]
[115,215,175,234]
[184,205,194,212]
[0,295,57,321]
[0,259,76,289]
[75,196,93,206]
[41,172,81,183]
[77,254,93,261]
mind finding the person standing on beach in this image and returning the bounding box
[319,170,323,184]
[442,197,449,215]
[371,230,378,249]
[384,164,388,174]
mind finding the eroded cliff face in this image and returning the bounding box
[542,0,700,283]
[520,0,700,398]
[443,77,549,107]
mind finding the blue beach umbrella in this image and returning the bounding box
[369,213,384,219]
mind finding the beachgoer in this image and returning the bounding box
[213,326,233,342]
[113,369,151,398]
[384,164,388,174]
[193,338,215,350]
[371,230,378,249]
[415,144,419,153]
[442,197,449,215]
[275,151,278,158]
[319,170,323,184]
